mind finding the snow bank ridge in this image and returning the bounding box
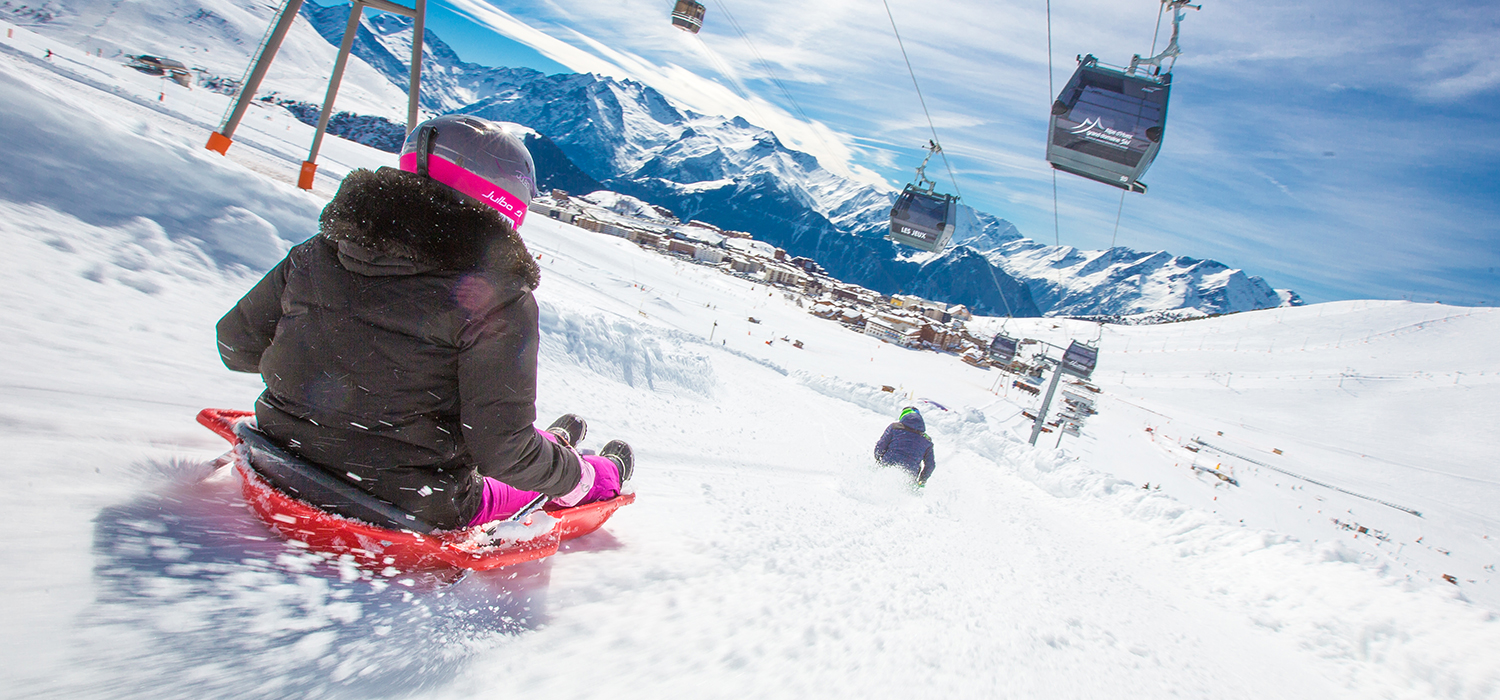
[539,303,717,397]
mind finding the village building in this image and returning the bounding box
[127,55,192,87]
[761,262,809,288]
[864,316,918,345]
[632,229,664,247]
[528,198,577,224]
[788,256,826,277]
[728,254,764,275]
[810,301,839,318]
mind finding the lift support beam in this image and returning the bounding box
[205,0,426,191]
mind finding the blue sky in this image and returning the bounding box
[413,0,1498,305]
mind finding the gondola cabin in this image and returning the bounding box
[671,0,706,34]
[1060,340,1099,379]
[1047,55,1170,194]
[989,333,1019,365]
[888,185,959,253]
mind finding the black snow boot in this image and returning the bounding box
[600,440,634,483]
[546,414,587,448]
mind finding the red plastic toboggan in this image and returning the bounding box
[197,408,634,572]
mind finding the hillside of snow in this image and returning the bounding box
[2,13,1499,700]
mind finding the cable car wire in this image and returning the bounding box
[880,0,961,200]
[1046,0,1060,247]
[1107,0,1183,248]
[689,33,775,131]
[1109,189,1126,248]
[984,260,1016,318]
[1150,0,1167,56]
[713,0,840,160]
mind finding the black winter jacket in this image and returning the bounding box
[216,167,580,529]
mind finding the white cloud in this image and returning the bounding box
[438,0,1498,303]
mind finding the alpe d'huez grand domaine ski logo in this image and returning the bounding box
[1069,117,1134,149]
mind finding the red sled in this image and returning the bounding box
[197,408,634,573]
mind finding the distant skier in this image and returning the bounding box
[216,115,633,530]
[873,406,936,486]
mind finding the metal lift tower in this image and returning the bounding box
[204,0,427,190]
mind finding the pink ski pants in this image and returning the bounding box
[466,428,621,527]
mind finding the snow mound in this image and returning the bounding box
[539,303,717,397]
[0,68,320,272]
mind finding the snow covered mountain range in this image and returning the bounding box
[296,2,1294,319]
[4,0,1294,318]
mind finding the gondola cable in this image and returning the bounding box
[1109,189,1126,248]
[880,0,961,200]
[713,0,841,161]
[1107,0,1185,248]
[690,33,775,132]
[1047,0,1060,247]
[1150,0,1167,57]
[984,260,1017,318]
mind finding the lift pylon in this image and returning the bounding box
[205,0,427,191]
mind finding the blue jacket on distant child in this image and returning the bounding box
[873,407,936,486]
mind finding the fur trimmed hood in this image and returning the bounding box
[319,167,540,288]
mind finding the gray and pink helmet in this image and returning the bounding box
[399,114,539,231]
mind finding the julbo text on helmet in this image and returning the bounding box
[398,115,539,231]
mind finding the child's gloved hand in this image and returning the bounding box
[546,426,573,448]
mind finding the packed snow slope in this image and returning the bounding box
[2,19,1499,700]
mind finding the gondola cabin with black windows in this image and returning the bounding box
[888,140,967,253]
[989,333,1019,365]
[1046,0,1199,194]
[1046,55,1170,194]
[1060,340,1100,380]
[671,0,706,34]
[889,186,960,252]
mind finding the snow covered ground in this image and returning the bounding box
[2,17,1499,700]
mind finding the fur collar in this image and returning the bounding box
[319,167,540,288]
